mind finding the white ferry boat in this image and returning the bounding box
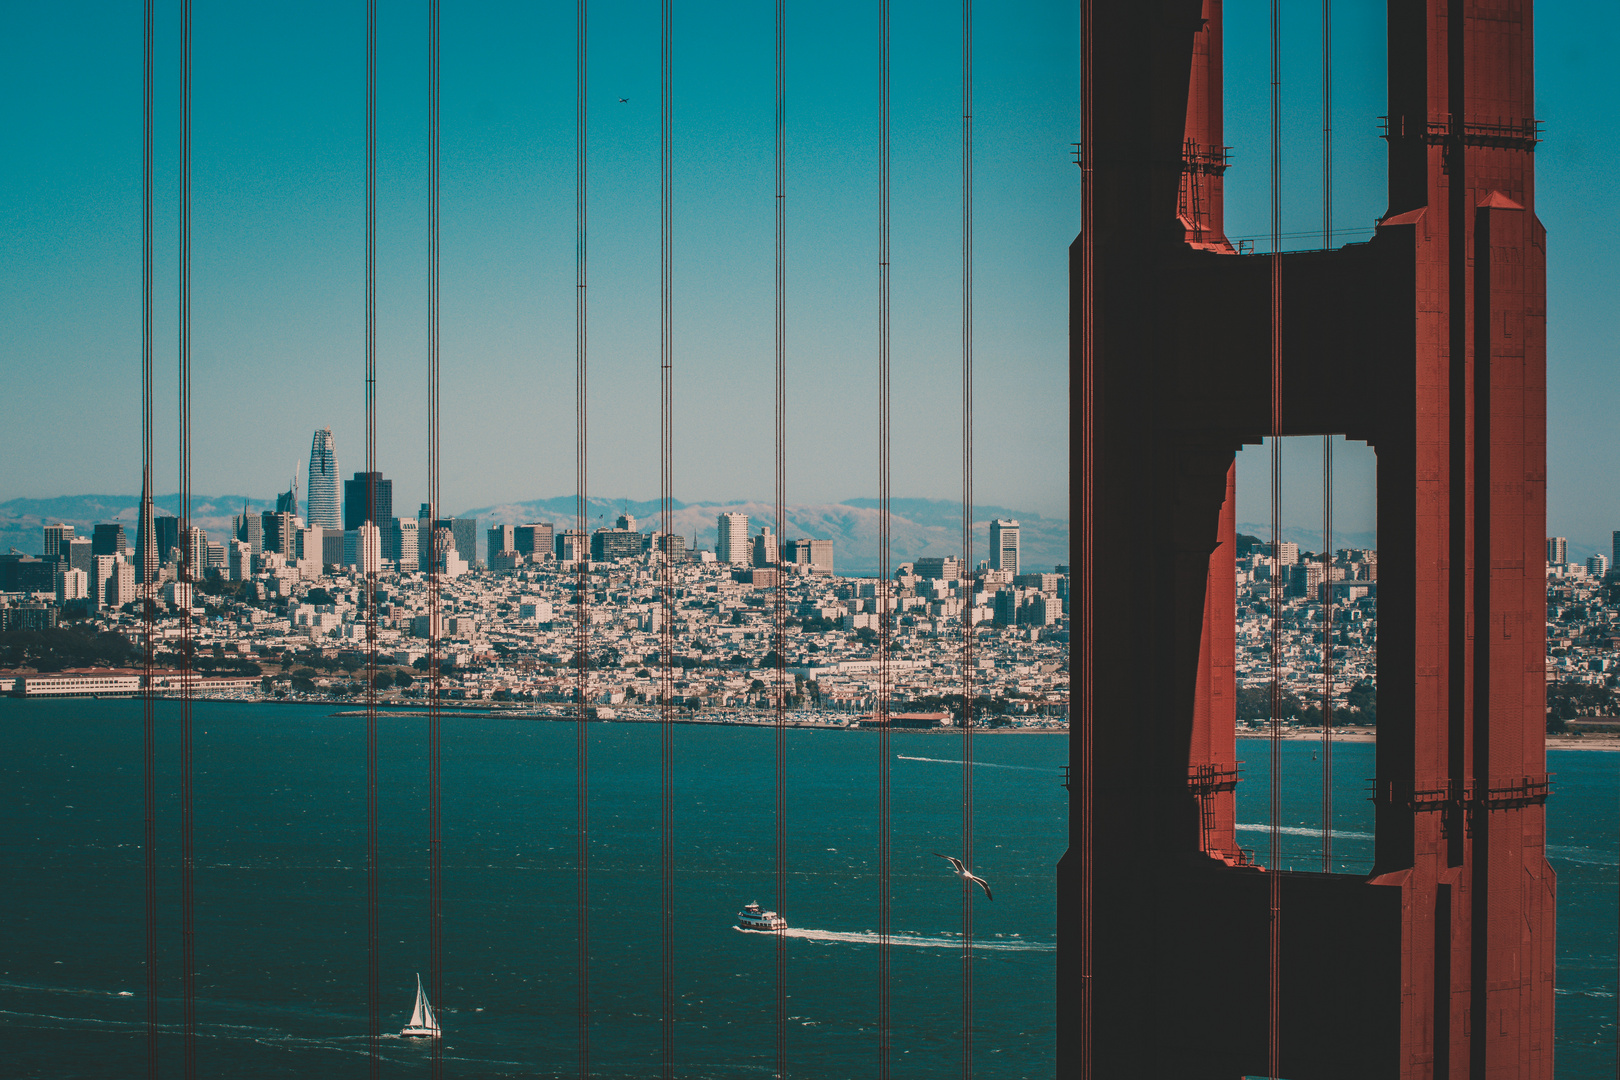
[736,901,787,931]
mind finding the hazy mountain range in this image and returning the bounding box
[0,494,1069,572]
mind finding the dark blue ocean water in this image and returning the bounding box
[0,702,1064,1078]
[3,706,1614,1076]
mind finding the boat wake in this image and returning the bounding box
[1236,823,1374,841]
[735,926,1051,952]
[896,755,1051,772]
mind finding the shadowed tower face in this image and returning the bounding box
[1063,1,1551,1077]
[306,428,340,530]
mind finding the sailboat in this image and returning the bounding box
[400,973,441,1038]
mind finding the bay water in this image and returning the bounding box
[3,704,1614,1075]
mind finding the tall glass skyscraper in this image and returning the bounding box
[306,428,341,530]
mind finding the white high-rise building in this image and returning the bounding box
[358,523,382,575]
[1547,536,1568,566]
[306,428,341,530]
[185,527,208,577]
[55,567,88,603]
[989,519,1021,574]
[1588,553,1609,579]
[717,512,750,564]
[394,517,420,570]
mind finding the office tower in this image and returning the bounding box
[43,523,74,562]
[989,519,1021,574]
[653,532,686,563]
[109,560,137,606]
[261,511,294,555]
[205,541,226,570]
[1612,532,1620,573]
[89,554,118,609]
[234,505,264,556]
[914,556,964,581]
[66,537,94,576]
[1545,537,1567,565]
[55,567,89,603]
[136,474,157,583]
[1588,554,1609,579]
[92,522,129,557]
[716,512,750,564]
[183,527,208,575]
[431,518,477,565]
[590,526,642,563]
[515,523,554,562]
[294,526,323,579]
[489,524,516,560]
[782,537,833,575]
[154,516,181,565]
[228,540,251,581]
[556,529,588,563]
[616,512,637,532]
[394,518,420,570]
[344,472,393,531]
[306,428,341,529]
[357,523,382,575]
[275,479,298,517]
[752,525,779,568]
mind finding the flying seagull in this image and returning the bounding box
[619,97,629,103]
[932,853,992,900]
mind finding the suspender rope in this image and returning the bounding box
[1077,1,1095,1076]
[140,2,158,1070]
[960,1,975,1074]
[426,2,444,1074]
[1267,0,1284,1075]
[575,2,591,1073]
[659,0,675,1072]
[1319,0,1334,879]
[364,0,381,1069]
[876,1,893,1075]
[177,3,197,1072]
[772,0,789,1075]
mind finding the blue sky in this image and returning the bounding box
[1,4,1614,546]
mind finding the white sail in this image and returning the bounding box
[402,973,441,1036]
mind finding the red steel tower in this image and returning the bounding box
[1061,1,1552,1076]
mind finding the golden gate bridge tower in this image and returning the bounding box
[1063,0,1552,1076]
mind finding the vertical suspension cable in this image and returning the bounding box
[1267,0,1283,1075]
[177,2,196,1073]
[574,2,591,1074]
[140,1,158,1072]
[1077,1,1094,1076]
[426,1,443,1075]
[1319,0,1334,879]
[1321,439,1333,871]
[364,0,381,1071]
[959,1,974,1076]
[876,1,892,1075]
[771,0,788,1076]
[659,0,674,1074]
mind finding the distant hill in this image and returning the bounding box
[1,493,1069,573]
[0,494,275,556]
[460,496,1070,570]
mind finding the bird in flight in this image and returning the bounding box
[932,853,992,900]
[619,97,629,103]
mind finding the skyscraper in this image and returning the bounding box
[1547,536,1568,566]
[989,519,1021,574]
[43,523,74,562]
[716,512,749,564]
[306,428,341,529]
[91,522,128,557]
[344,472,393,531]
